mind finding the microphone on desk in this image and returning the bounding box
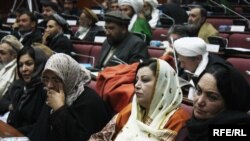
[70,52,95,67]
[209,0,250,27]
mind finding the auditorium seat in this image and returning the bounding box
[227,57,250,85]
[228,33,250,49]
[206,18,233,30]
[152,28,168,41]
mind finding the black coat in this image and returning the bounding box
[13,29,43,47]
[74,25,103,42]
[29,86,112,141]
[47,33,73,55]
[7,79,47,135]
[95,33,149,69]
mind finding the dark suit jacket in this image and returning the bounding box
[14,29,42,47]
[95,33,149,69]
[47,33,73,55]
[159,3,188,25]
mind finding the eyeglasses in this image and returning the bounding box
[41,76,62,84]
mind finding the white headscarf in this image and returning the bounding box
[144,0,158,8]
[115,59,183,141]
[118,0,144,14]
[174,37,207,57]
[43,53,91,106]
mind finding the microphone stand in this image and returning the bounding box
[209,0,250,26]
[70,52,95,67]
[159,10,175,26]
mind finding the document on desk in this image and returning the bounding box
[1,137,30,141]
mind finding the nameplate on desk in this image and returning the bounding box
[230,25,245,32]
[94,36,106,43]
[6,18,16,24]
[1,137,30,141]
[80,63,92,68]
[91,9,101,15]
[67,20,77,26]
[96,21,105,27]
[206,44,220,53]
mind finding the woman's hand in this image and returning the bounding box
[46,83,65,111]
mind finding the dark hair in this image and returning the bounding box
[167,24,189,39]
[17,47,47,83]
[20,11,38,26]
[198,63,250,112]
[136,59,157,77]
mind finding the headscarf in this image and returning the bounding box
[144,0,158,8]
[118,0,144,14]
[115,59,183,140]
[43,53,91,106]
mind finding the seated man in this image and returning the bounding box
[43,13,73,55]
[74,7,103,42]
[0,35,23,97]
[143,0,159,28]
[173,37,227,100]
[62,0,81,16]
[95,11,149,69]
[119,0,152,44]
[188,6,219,43]
[13,11,43,47]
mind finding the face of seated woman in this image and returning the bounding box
[134,66,156,109]
[42,70,63,92]
[193,73,225,120]
[19,54,35,83]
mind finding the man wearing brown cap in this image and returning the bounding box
[95,11,149,69]
[74,7,103,42]
[0,35,23,97]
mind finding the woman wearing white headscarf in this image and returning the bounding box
[89,58,190,141]
[29,53,112,141]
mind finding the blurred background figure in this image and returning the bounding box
[74,7,102,42]
[63,0,81,16]
[0,35,23,97]
[142,0,159,28]
[110,0,119,11]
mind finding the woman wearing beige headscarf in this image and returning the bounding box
[89,58,190,141]
[29,53,111,141]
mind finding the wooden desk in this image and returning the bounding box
[0,120,23,137]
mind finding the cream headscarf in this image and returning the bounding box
[115,59,183,141]
[43,53,91,106]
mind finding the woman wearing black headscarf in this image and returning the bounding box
[6,46,48,136]
[186,63,250,141]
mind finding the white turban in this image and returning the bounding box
[118,0,144,13]
[144,0,158,8]
[174,37,207,57]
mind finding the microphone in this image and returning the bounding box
[70,52,95,67]
[209,0,250,27]
[243,0,250,5]
[159,10,175,25]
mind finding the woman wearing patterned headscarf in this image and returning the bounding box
[89,58,190,141]
[29,53,112,141]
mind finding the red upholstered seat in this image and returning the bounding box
[152,28,168,41]
[228,33,250,49]
[73,44,93,63]
[227,57,250,85]
[206,18,233,30]
[89,45,102,66]
[148,46,165,58]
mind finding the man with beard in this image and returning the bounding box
[13,11,43,47]
[74,7,102,42]
[0,35,23,97]
[38,0,59,30]
[95,11,149,69]
[188,6,218,43]
[63,0,81,16]
[143,0,159,28]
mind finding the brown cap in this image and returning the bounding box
[1,35,23,52]
[82,8,99,24]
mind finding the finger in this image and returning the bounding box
[58,83,64,94]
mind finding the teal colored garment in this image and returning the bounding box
[131,18,152,44]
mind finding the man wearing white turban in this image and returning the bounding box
[118,0,152,44]
[173,37,227,100]
[143,0,160,28]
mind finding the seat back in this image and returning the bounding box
[228,33,250,49]
[206,18,233,30]
[148,46,165,58]
[227,57,250,85]
[152,28,168,41]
